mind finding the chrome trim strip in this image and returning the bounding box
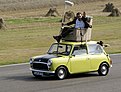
[30,68,55,73]
[33,61,47,64]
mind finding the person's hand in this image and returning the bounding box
[61,23,64,26]
[61,23,66,26]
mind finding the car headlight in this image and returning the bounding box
[30,58,34,64]
[47,59,52,66]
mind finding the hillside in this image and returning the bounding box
[0,0,106,11]
[0,0,121,19]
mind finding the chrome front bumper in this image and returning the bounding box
[30,68,55,74]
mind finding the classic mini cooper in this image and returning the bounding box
[30,41,112,80]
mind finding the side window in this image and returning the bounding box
[88,44,103,54]
[72,45,87,56]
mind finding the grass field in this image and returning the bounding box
[0,0,121,65]
[0,0,104,11]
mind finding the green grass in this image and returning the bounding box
[0,16,121,65]
[6,17,60,24]
[0,17,61,65]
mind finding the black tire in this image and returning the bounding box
[32,71,42,78]
[56,66,68,80]
[98,63,109,76]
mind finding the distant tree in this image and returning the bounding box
[45,8,60,17]
[0,18,6,30]
[103,3,114,12]
[108,8,121,17]
[63,11,75,22]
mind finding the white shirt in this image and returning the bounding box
[75,19,85,29]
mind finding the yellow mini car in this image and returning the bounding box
[30,41,112,80]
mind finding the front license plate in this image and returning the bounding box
[34,71,43,76]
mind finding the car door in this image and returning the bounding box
[70,44,91,73]
[87,44,105,71]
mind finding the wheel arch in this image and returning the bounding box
[55,65,69,74]
[99,61,110,69]
[55,65,70,80]
[98,61,110,76]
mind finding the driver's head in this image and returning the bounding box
[76,12,83,19]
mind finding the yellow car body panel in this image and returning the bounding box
[50,56,70,71]
[88,54,110,71]
[69,55,91,73]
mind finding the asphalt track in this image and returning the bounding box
[0,54,121,92]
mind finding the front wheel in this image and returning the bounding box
[98,64,109,76]
[56,66,67,80]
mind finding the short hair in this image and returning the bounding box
[76,12,82,16]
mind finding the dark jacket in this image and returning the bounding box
[66,17,92,28]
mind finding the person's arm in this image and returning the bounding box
[82,12,92,28]
[82,17,92,28]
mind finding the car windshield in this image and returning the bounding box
[48,43,72,56]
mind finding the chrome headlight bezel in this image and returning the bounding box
[30,58,34,64]
[47,59,52,66]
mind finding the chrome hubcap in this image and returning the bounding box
[58,69,65,79]
[101,65,107,75]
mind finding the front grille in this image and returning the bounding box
[32,63,48,70]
